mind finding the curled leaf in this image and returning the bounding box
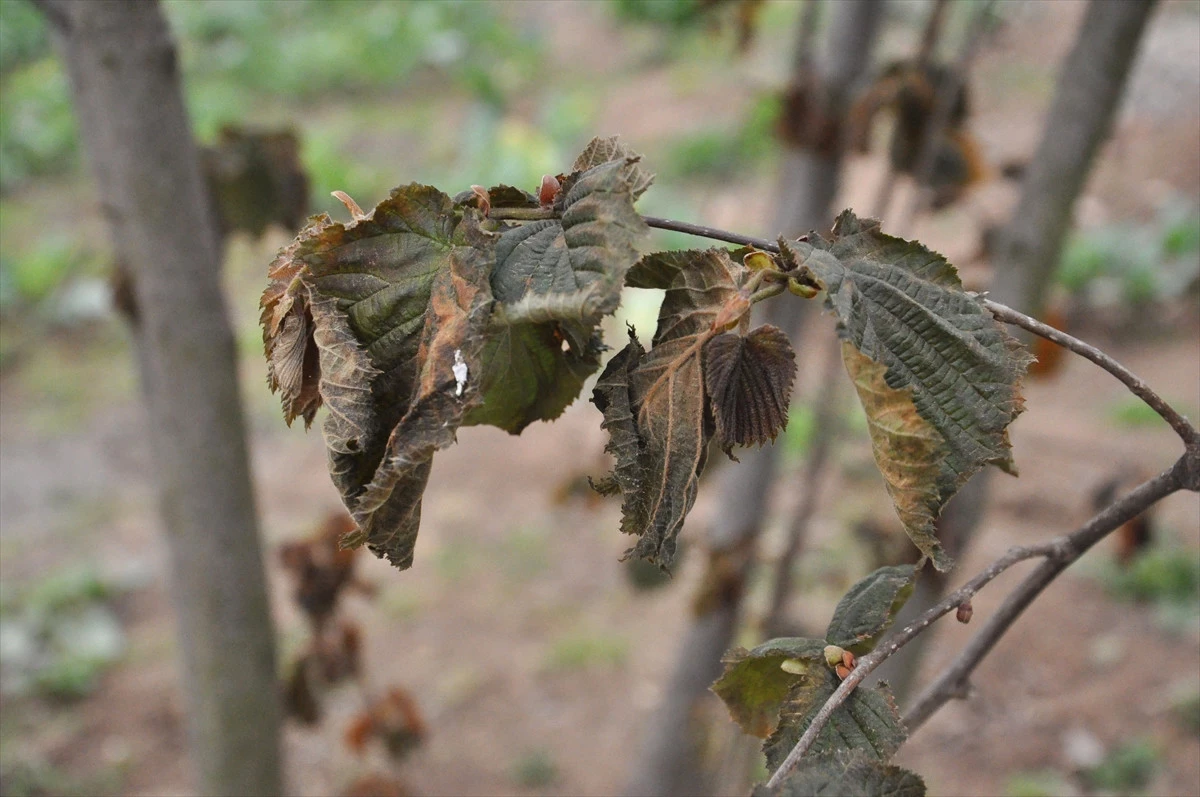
[468,148,649,433]
[796,211,1030,569]
[704,324,796,452]
[595,249,749,566]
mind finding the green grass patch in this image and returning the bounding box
[543,630,628,673]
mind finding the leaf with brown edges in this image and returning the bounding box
[795,210,1031,569]
[593,249,750,567]
[704,324,796,453]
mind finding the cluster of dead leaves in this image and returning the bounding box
[849,60,989,209]
[262,138,1030,578]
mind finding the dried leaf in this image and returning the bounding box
[591,328,649,537]
[278,512,359,627]
[763,668,906,770]
[753,750,926,797]
[797,211,1030,569]
[572,135,654,199]
[342,237,494,568]
[712,637,827,738]
[595,249,749,566]
[824,565,915,655]
[201,125,309,239]
[704,324,796,451]
[264,140,654,570]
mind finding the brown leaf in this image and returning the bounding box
[594,249,750,566]
[703,324,796,452]
[278,511,360,627]
[341,237,494,568]
[348,686,426,761]
[340,774,410,797]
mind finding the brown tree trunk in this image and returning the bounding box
[623,3,884,794]
[35,2,283,794]
[879,0,1159,702]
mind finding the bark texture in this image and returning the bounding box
[623,3,884,794]
[36,2,283,794]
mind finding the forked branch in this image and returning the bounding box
[765,456,1190,788]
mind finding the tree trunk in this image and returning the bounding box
[623,3,884,794]
[36,2,283,794]
[989,0,1158,318]
[880,0,1158,702]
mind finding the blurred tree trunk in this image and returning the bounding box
[35,2,283,794]
[990,0,1158,318]
[623,3,883,794]
[878,0,1158,702]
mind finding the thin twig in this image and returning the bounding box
[983,299,1200,448]
[641,215,781,252]
[489,206,1200,454]
[765,458,1187,788]
[902,457,1191,732]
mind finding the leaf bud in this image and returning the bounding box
[539,174,561,207]
[823,645,846,668]
[841,650,857,670]
[744,250,775,272]
[780,658,809,676]
[835,664,852,680]
[956,600,973,624]
[788,278,819,299]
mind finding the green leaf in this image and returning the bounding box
[797,211,1030,569]
[712,637,827,739]
[704,324,796,453]
[466,147,649,433]
[594,249,750,566]
[763,667,906,770]
[753,750,926,797]
[825,565,916,655]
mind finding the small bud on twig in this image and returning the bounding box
[956,600,973,624]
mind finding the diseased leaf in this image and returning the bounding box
[596,249,750,566]
[467,150,649,433]
[591,328,649,536]
[262,184,491,569]
[763,668,906,770]
[572,135,654,199]
[341,237,494,568]
[712,637,827,738]
[704,325,796,452]
[264,139,655,571]
[753,750,927,797]
[797,211,1030,569]
[825,564,916,655]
